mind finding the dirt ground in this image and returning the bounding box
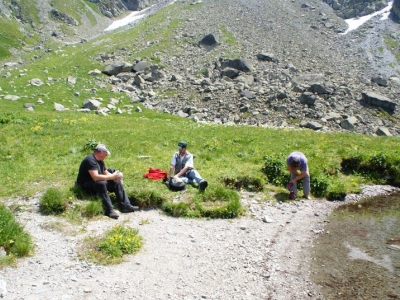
[1,185,398,300]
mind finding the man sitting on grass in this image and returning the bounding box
[169,141,208,192]
[76,144,139,219]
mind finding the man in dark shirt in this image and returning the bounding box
[76,144,138,219]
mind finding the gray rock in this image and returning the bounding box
[376,126,392,136]
[340,116,358,131]
[299,92,317,105]
[199,33,219,46]
[361,91,396,113]
[256,53,279,63]
[82,99,101,110]
[23,103,35,109]
[102,61,133,76]
[301,121,323,130]
[88,69,102,76]
[67,76,76,85]
[4,95,20,101]
[371,76,388,87]
[219,58,253,72]
[30,78,44,86]
[262,216,274,223]
[54,103,65,111]
[133,61,151,73]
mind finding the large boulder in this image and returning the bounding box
[219,58,253,72]
[102,61,133,76]
[361,91,396,113]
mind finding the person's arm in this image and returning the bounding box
[169,165,175,178]
[88,169,121,181]
[174,166,189,177]
[289,169,307,184]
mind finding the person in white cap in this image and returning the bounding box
[169,141,208,191]
[76,144,139,219]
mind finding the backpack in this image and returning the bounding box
[165,177,186,191]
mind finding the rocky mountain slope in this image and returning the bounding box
[1,0,400,136]
[92,0,400,136]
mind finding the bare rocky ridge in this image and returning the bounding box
[82,0,400,136]
[0,185,398,299]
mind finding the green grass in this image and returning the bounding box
[79,225,143,265]
[1,109,400,201]
[0,204,34,266]
[220,25,237,46]
[384,35,400,63]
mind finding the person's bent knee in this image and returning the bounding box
[94,180,108,193]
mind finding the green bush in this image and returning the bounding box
[342,152,400,186]
[326,180,347,201]
[310,174,330,197]
[223,176,264,191]
[261,155,288,186]
[130,189,165,208]
[39,188,70,215]
[81,201,103,218]
[162,202,198,218]
[0,204,33,265]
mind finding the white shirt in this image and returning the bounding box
[171,151,194,169]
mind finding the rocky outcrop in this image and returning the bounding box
[96,0,161,17]
[393,0,400,20]
[323,0,390,19]
[50,9,78,26]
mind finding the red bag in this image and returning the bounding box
[143,168,168,180]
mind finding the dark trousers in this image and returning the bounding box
[80,180,131,214]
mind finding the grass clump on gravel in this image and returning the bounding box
[79,225,143,265]
[0,205,34,267]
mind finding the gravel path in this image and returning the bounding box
[1,185,399,300]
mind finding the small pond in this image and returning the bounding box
[311,192,400,299]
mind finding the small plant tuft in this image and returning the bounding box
[80,225,143,265]
[39,187,70,215]
[0,204,33,266]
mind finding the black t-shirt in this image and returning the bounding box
[76,154,106,184]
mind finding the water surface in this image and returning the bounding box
[311,193,400,299]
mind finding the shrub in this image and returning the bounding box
[223,176,264,192]
[81,201,103,218]
[129,189,165,208]
[0,204,33,265]
[326,180,347,201]
[39,187,70,215]
[310,174,330,197]
[162,202,199,218]
[199,197,242,219]
[261,155,288,186]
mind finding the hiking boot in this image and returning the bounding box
[289,192,297,200]
[121,205,140,213]
[107,210,119,219]
[199,180,208,192]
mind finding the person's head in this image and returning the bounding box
[290,157,300,168]
[94,144,110,160]
[177,141,187,154]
